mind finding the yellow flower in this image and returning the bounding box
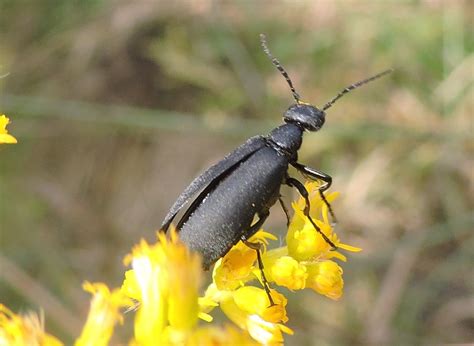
[286,211,331,261]
[213,246,256,291]
[219,287,293,345]
[212,231,276,291]
[306,260,344,300]
[122,229,202,345]
[75,282,132,346]
[270,256,307,290]
[0,114,18,144]
[287,183,361,262]
[0,304,63,346]
[245,315,293,346]
[232,286,288,324]
[120,229,256,345]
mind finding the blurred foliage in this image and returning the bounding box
[0,0,473,345]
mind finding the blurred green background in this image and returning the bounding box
[1,1,472,345]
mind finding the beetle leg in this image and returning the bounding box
[286,177,338,250]
[242,239,275,307]
[291,162,338,224]
[278,197,291,227]
[241,211,275,306]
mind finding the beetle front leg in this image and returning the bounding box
[291,162,338,224]
[286,177,338,250]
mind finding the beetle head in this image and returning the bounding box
[260,33,393,131]
[284,103,325,131]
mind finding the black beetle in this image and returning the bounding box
[161,34,391,302]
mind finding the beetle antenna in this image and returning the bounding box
[260,33,301,103]
[321,69,393,111]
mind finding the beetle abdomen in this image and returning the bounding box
[178,146,288,269]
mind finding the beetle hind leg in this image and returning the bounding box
[241,211,275,306]
[242,239,276,307]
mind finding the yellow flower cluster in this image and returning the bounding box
[120,230,259,345]
[268,182,361,300]
[200,231,293,344]
[0,181,360,345]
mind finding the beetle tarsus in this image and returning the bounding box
[319,189,338,224]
